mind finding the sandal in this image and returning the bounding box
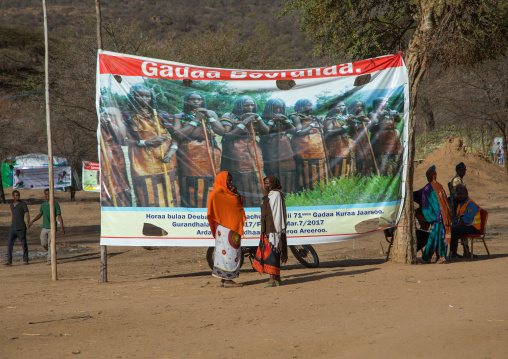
[264,282,276,288]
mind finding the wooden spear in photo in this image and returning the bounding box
[315,117,332,181]
[201,118,217,175]
[250,122,264,189]
[154,109,173,207]
[361,120,380,176]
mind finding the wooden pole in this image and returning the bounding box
[42,0,57,281]
[96,0,107,284]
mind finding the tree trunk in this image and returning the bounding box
[421,96,435,131]
[503,132,508,178]
[391,36,428,264]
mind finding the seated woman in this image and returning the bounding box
[413,166,452,263]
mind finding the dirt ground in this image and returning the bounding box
[1,139,507,359]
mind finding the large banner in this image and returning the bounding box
[97,50,409,246]
[12,166,71,190]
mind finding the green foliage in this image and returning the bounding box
[285,175,401,207]
[280,0,508,67]
[101,78,275,117]
[279,0,416,61]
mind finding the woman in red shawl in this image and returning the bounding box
[413,166,452,263]
[252,175,288,287]
[207,171,246,287]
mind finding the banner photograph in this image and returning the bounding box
[96,50,409,246]
[12,166,71,190]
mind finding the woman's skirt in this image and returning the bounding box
[212,224,242,279]
[252,233,282,276]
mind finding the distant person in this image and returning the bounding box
[413,166,452,263]
[449,187,481,259]
[492,142,500,164]
[29,189,65,265]
[4,190,30,266]
[450,162,467,212]
[207,171,246,288]
[499,146,504,165]
[252,175,288,287]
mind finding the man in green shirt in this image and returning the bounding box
[29,189,65,264]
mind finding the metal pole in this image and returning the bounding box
[96,0,107,283]
[42,0,57,281]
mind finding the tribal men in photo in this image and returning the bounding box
[122,84,180,207]
[173,91,223,208]
[99,107,132,207]
[368,97,402,176]
[220,96,269,207]
[348,100,377,177]
[259,98,297,194]
[324,101,353,178]
[290,99,329,190]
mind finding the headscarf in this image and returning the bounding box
[264,175,282,192]
[207,171,246,236]
[264,176,287,233]
[426,165,452,243]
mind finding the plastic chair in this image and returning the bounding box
[384,227,428,261]
[383,228,394,262]
[460,209,491,259]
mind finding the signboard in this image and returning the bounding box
[82,161,100,192]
